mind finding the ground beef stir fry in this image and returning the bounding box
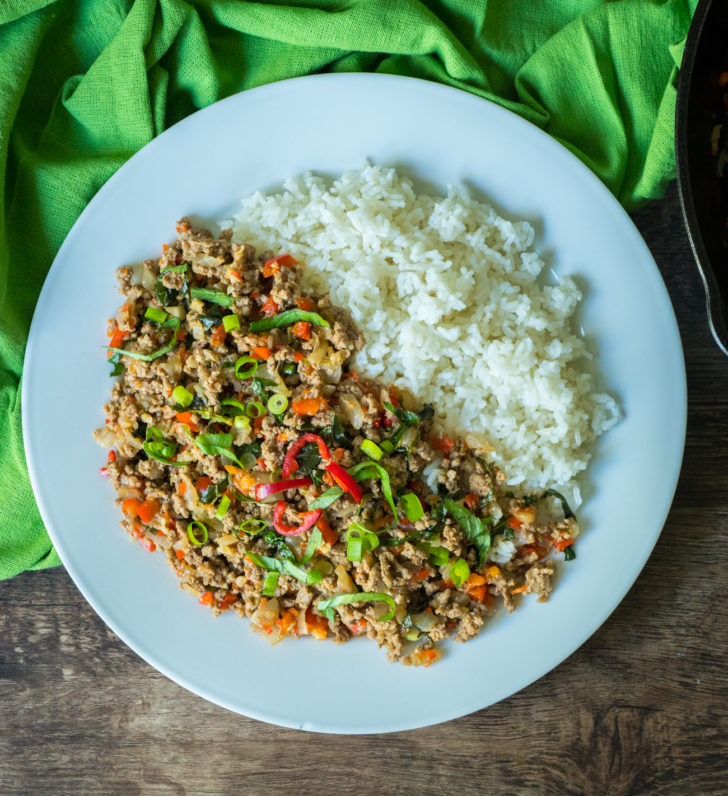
[95,219,580,666]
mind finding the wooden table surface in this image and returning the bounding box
[2,183,727,796]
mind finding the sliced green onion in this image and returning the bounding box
[106,316,181,362]
[316,592,396,622]
[171,385,194,407]
[307,568,324,585]
[234,356,258,380]
[347,537,363,562]
[234,415,251,430]
[261,571,279,596]
[300,528,322,564]
[145,306,168,323]
[222,314,240,332]
[215,494,231,518]
[308,486,344,510]
[246,401,265,418]
[361,439,384,461]
[400,492,424,523]
[249,309,330,333]
[187,520,208,546]
[449,558,470,587]
[237,518,267,535]
[267,393,288,415]
[190,287,234,307]
[380,440,394,454]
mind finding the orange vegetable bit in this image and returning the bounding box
[175,411,200,433]
[195,476,213,494]
[219,593,239,611]
[107,327,129,357]
[316,515,338,546]
[511,584,529,595]
[107,450,116,463]
[467,585,487,602]
[552,536,575,553]
[175,326,186,341]
[293,352,304,362]
[198,591,214,606]
[139,536,156,553]
[136,499,160,524]
[253,415,266,436]
[177,480,187,496]
[304,606,329,640]
[412,567,432,582]
[210,324,227,347]
[227,269,243,282]
[175,549,186,560]
[292,320,311,341]
[252,346,271,360]
[506,515,523,530]
[411,647,442,667]
[296,296,313,312]
[291,395,328,416]
[276,607,299,635]
[260,297,279,317]
[464,492,478,510]
[431,435,454,456]
[263,254,298,277]
[121,498,140,519]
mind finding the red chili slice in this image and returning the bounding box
[324,461,363,504]
[254,477,313,501]
[281,433,332,478]
[272,500,322,536]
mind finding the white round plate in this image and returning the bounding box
[22,74,686,733]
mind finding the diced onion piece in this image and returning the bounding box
[339,393,364,430]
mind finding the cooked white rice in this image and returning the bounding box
[228,164,620,503]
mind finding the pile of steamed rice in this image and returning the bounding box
[227,164,620,507]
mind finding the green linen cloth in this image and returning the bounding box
[0,0,697,579]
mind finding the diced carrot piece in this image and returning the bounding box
[412,567,431,582]
[305,607,328,640]
[252,346,271,360]
[121,498,140,519]
[276,608,298,634]
[195,476,213,494]
[291,396,327,416]
[468,585,486,602]
[316,515,338,546]
[175,549,185,560]
[296,297,313,311]
[177,481,187,496]
[511,584,529,595]
[210,324,227,347]
[466,573,486,588]
[136,499,160,524]
[139,536,156,553]
[552,536,574,553]
[175,411,200,433]
[486,565,501,580]
[199,591,214,606]
[228,269,243,282]
[332,447,344,462]
[507,515,523,530]
[107,449,116,463]
[219,593,238,611]
[292,321,311,341]
[107,328,129,357]
[464,492,478,510]
[253,415,265,436]
[293,352,304,362]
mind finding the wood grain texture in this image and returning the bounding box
[2,184,727,796]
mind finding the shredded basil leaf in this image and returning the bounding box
[261,530,296,561]
[320,414,349,449]
[348,461,397,518]
[106,316,181,362]
[194,432,245,468]
[541,488,576,519]
[108,350,125,377]
[249,309,330,333]
[442,498,492,567]
[246,551,320,585]
[190,287,234,307]
[383,401,419,426]
[316,592,396,622]
[308,486,344,510]
[198,475,230,505]
[143,425,192,466]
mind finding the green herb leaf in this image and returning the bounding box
[249,309,330,333]
[320,414,348,449]
[442,498,492,567]
[316,592,396,622]
[541,488,576,519]
[348,461,397,518]
[246,551,320,585]
[449,558,470,587]
[194,432,245,467]
[300,528,322,564]
[143,425,192,466]
[262,571,279,596]
[308,486,344,510]
[106,316,181,362]
[190,287,234,307]
[564,545,576,561]
[383,401,419,426]
[108,350,125,377]
[198,475,230,505]
[262,530,296,561]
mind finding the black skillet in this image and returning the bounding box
[676,0,728,356]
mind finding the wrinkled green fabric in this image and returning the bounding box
[0,0,697,579]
